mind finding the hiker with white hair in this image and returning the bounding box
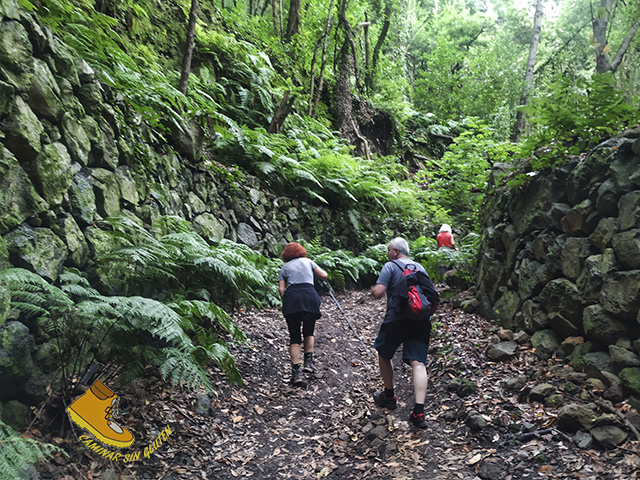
[436,224,457,286]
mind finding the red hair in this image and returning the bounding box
[281,242,307,262]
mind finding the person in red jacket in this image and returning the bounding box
[436,224,457,286]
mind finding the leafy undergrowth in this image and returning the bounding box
[33,289,640,479]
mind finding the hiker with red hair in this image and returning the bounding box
[278,242,328,386]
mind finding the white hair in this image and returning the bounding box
[439,224,452,233]
[389,237,409,255]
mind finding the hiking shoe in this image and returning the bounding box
[409,411,427,428]
[302,358,317,373]
[291,369,305,386]
[373,391,397,410]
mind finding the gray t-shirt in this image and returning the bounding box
[376,257,426,290]
[278,257,319,289]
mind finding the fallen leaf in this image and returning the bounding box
[468,453,482,465]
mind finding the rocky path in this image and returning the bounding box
[37,289,640,479]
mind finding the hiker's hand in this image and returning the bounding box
[321,280,331,292]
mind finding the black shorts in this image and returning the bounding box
[285,311,317,345]
[374,320,431,365]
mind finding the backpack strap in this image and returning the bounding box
[392,260,417,273]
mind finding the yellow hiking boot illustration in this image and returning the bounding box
[66,380,134,448]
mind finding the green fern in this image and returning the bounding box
[0,421,65,480]
[1,266,245,396]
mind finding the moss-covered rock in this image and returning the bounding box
[0,79,14,116]
[619,367,640,395]
[600,270,640,322]
[193,213,226,240]
[52,214,89,268]
[4,224,67,282]
[611,230,640,270]
[0,146,48,235]
[0,321,36,402]
[0,20,34,88]
[0,399,29,430]
[68,171,98,226]
[61,112,91,165]
[32,142,74,206]
[3,96,43,163]
[89,168,121,218]
[27,58,62,121]
[583,304,637,345]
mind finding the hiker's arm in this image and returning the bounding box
[278,280,286,297]
[370,283,386,299]
[313,266,328,281]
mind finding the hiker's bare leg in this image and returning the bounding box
[289,343,302,364]
[379,355,394,390]
[410,359,428,404]
[303,335,314,355]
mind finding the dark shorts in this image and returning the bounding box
[285,311,317,345]
[374,320,431,365]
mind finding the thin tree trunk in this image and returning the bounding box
[279,0,284,40]
[268,91,297,133]
[309,0,335,117]
[271,0,279,36]
[284,0,301,41]
[335,0,370,159]
[364,13,370,91]
[369,4,391,89]
[512,0,544,143]
[338,1,362,93]
[591,0,640,73]
[178,0,199,95]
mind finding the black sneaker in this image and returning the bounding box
[291,369,305,386]
[409,411,427,428]
[302,358,317,373]
[373,391,397,410]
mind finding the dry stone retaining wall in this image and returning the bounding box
[476,128,640,400]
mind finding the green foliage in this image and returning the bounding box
[0,420,64,480]
[410,233,481,282]
[416,119,512,230]
[410,0,526,132]
[0,266,244,395]
[299,239,381,290]
[519,73,640,167]
[97,215,280,309]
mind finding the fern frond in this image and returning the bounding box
[0,421,65,480]
[159,348,214,391]
[193,257,239,288]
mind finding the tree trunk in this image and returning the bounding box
[279,0,284,39]
[268,91,297,133]
[368,4,391,90]
[591,0,640,74]
[178,0,199,95]
[309,0,335,117]
[336,37,370,158]
[284,0,301,41]
[512,0,544,143]
[270,0,279,37]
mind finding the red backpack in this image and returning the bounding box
[392,261,439,322]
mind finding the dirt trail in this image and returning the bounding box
[38,289,639,480]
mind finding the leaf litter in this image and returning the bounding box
[35,288,639,479]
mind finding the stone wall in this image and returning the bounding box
[476,128,640,399]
